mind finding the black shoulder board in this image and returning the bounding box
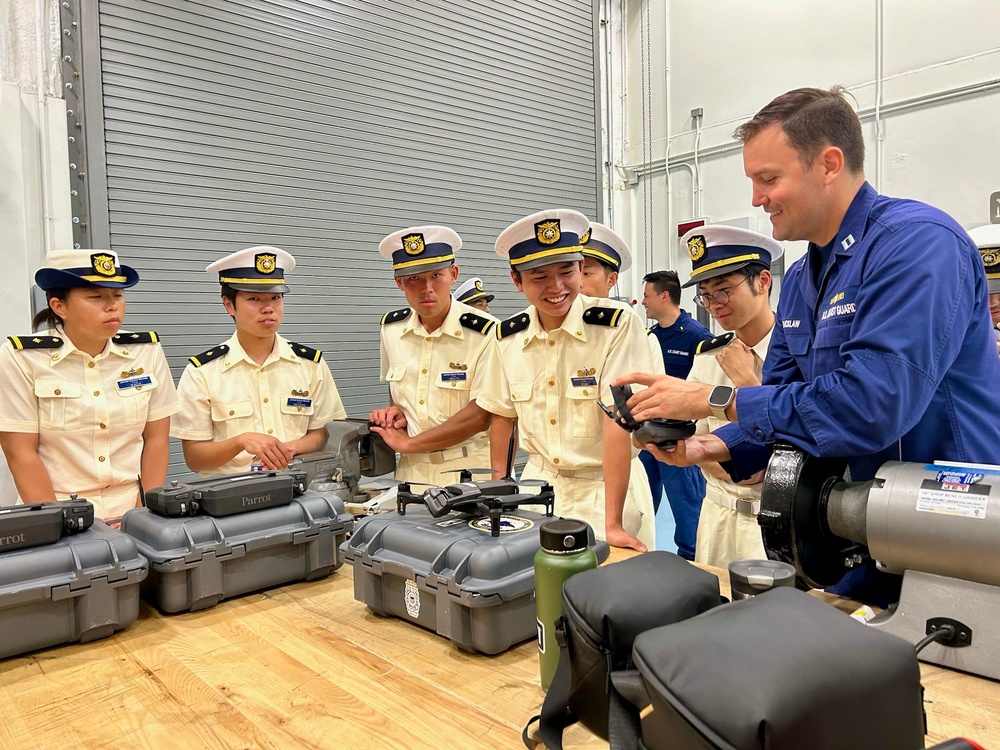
[696,332,735,355]
[380,308,412,325]
[583,306,624,327]
[7,335,62,350]
[290,342,322,363]
[497,313,530,340]
[112,331,159,345]
[189,344,229,367]
[459,313,496,336]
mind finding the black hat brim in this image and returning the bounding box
[34,265,140,291]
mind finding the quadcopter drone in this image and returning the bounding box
[396,468,555,537]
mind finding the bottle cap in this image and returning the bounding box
[539,518,591,554]
[727,559,796,600]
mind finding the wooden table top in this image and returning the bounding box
[1,547,997,749]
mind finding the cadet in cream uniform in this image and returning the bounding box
[373,226,497,486]
[968,225,1000,354]
[476,209,653,551]
[453,276,495,314]
[0,249,178,519]
[578,223,657,549]
[172,247,346,475]
[680,226,783,567]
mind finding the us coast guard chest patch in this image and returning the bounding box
[404,579,421,618]
[820,285,859,322]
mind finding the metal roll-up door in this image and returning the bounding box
[82,0,600,475]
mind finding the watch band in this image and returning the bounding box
[708,385,736,422]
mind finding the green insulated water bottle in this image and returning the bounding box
[535,518,598,690]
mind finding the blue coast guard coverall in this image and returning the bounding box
[715,182,1000,600]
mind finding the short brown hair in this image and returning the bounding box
[733,86,865,174]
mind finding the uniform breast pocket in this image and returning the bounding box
[280,397,315,434]
[34,379,83,430]
[384,364,406,383]
[565,387,602,438]
[210,399,255,438]
[813,321,853,371]
[509,382,536,437]
[435,373,472,420]
[115,375,158,426]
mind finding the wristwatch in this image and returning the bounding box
[708,385,736,421]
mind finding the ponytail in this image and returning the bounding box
[32,289,68,332]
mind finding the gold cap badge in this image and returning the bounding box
[687,235,706,261]
[91,254,117,277]
[255,254,277,274]
[536,220,561,246]
[403,234,425,256]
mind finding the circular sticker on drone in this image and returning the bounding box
[404,579,421,618]
[469,515,534,534]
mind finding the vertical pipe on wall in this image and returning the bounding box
[692,111,703,217]
[604,0,615,224]
[874,0,884,192]
[36,0,55,254]
[662,0,672,273]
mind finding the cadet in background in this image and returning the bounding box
[638,269,713,559]
[0,249,178,520]
[680,226,783,567]
[370,226,501,486]
[578,222,657,549]
[477,209,653,551]
[172,246,346,475]
[968,225,1000,355]
[453,276,494,314]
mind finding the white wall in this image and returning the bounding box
[605,0,1000,309]
[1,0,73,505]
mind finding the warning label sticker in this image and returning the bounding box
[917,479,990,519]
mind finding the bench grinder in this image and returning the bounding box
[759,442,1000,680]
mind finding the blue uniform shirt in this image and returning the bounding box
[650,310,713,379]
[717,182,1000,481]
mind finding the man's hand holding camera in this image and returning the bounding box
[611,372,734,467]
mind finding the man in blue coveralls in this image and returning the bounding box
[616,86,1000,602]
[639,270,713,558]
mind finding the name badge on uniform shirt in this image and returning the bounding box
[287,397,312,407]
[441,372,467,382]
[116,375,153,390]
[570,376,598,387]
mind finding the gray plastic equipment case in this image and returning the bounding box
[0,520,148,659]
[122,490,354,613]
[342,507,611,655]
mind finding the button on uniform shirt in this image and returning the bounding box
[0,330,179,518]
[380,300,496,485]
[649,309,714,379]
[687,326,773,567]
[477,294,654,540]
[171,333,346,475]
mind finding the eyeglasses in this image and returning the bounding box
[693,276,750,309]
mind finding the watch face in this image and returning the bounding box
[709,385,735,408]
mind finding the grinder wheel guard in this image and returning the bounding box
[759,442,859,589]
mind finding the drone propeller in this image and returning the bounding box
[516,478,551,487]
[443,467,498,476]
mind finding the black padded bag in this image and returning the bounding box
[628,587,925,750]
[526,551,722,749]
